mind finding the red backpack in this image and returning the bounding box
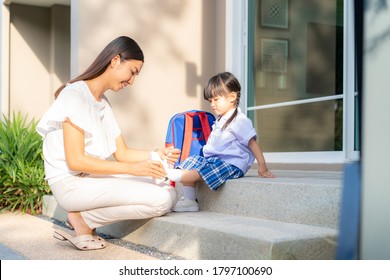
[165,110,215,168]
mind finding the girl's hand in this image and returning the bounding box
[158,147,181,165]
[258,167,275,178]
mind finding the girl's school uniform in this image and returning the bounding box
[178,108,257,190]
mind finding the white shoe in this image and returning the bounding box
[172,197,199,212]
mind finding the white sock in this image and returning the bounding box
[167,168,182,182]
[183,186,196,201]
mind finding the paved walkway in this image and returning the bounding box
[0,211,177,260]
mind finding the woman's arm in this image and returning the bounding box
[63,118,166,178]
[114,135,151,162]
[114,135,181,165]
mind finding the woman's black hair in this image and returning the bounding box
[55,36,144,98]
[203,72,241,130]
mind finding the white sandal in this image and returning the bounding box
[65,220,105,242]
[53,229,106,251]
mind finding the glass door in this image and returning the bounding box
[247,0,358,162]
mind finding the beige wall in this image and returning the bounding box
[10,4,51,120]
[51,4,70,101]
[1,3,10,117]
[4,0,225,149]
[74,0,225,149]
[9,3,70,121]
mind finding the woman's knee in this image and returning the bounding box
[151,189,175,216]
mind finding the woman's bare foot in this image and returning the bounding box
[67,212,93,236]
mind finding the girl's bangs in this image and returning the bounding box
[204,79,227,99]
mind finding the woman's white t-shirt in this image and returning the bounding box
[36,81,121,185]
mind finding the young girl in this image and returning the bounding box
[166,72,275,212]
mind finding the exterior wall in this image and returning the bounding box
[73,0,225,149]
[51,4,70,103]
[2,0,224,148]
[360,2,390,259]
[0,3,10,117]
[8,3,70,121]
[9,4,51,120]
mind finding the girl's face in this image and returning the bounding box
[207,92,237,116]
[111,57,143,91]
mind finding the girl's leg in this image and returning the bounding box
[181,170,200,201]
[181,169,202,185]
[167,156,207,212]
[167,169,201,185]
[169,170,201,212]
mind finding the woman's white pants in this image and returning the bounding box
[50,174,177,229]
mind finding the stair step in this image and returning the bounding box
[42,168,341,260]
[196,169,342,228]
[97,211,337,260]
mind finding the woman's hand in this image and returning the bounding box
[131,160,167,179]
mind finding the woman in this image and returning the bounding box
[37,36,179,251]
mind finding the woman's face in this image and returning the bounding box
[111,58,143,91]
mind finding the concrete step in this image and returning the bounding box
[42,168,341,259]
[97,211,337,260]
[42,199,337,259]
[196,169,342,229]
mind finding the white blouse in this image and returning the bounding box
[203,108,257,174]
[36,81,121,185]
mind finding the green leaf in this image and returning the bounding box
[0,111,50,214]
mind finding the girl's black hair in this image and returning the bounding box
[55,36,144,98]
[203,72,241,130]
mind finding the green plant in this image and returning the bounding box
[0,112,50,214]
